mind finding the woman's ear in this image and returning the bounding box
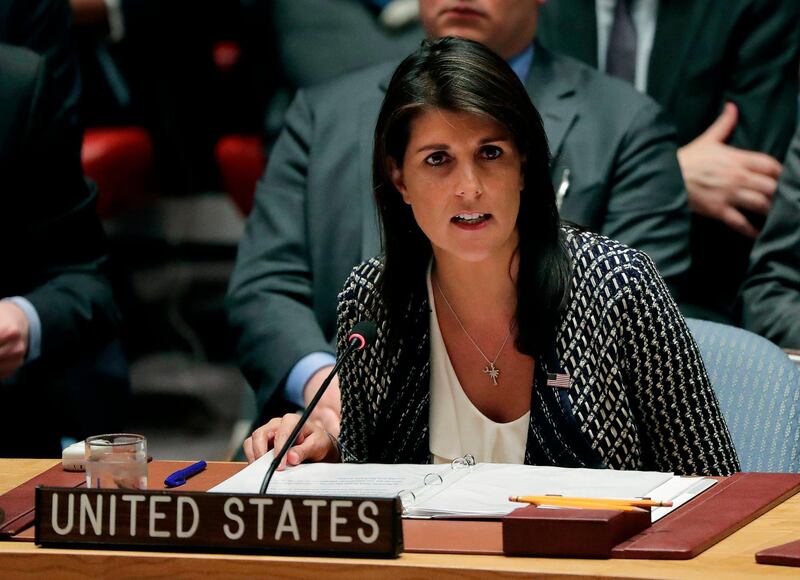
[519,155,526,191]
[389,158,411,204]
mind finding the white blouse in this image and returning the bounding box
[426,267,529,465]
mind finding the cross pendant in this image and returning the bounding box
[483,362,500,386]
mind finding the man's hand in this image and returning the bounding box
[303,366,341,437]
[678,102,782,238]
[0,301,29,379]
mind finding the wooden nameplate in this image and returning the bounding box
[35,487,402,557]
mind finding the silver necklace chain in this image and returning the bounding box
[433,278,512,386]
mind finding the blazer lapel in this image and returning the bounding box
[379,291,432,464]
[357,76,389,262]
[525,45,579,168]
[647,0,711,108]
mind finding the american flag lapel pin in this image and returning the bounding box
[547,371,571,389]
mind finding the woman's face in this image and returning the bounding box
[390,108,524,265]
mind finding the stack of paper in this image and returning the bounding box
[210,453,714,522]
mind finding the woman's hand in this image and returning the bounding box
[243,413,339,468]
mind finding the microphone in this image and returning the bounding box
[345,320,377,352]
[259,320,377,494]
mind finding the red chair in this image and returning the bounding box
[214,134,265,216]
[210,37,266,216]
[82,127,158,220]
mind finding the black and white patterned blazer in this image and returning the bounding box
[336,228,740,476]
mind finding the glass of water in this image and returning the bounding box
[85,434,148,489]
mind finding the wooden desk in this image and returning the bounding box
[2,459,799,579]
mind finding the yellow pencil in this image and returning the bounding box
[509,495,671,509]
[513,499,645,512]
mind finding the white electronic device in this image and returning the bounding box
[61,441,86,472]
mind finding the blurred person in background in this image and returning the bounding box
[538,0,800,323]
[265,0,424,146]
[741,125,800,349]
[0,0,82,131]
[0,43,120,456]
[0,0,123,457]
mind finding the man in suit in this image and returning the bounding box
[740,126,800,349]
[267,0,425,144]
[0,43,120,457]
[273,0,422,89]
[538,0,800,321]
[227,0,689,434]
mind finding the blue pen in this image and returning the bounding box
[164,460,207,488]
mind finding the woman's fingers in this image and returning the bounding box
[271,414,305,469]
[245,415,293,462]
[285,430,337,467]
[245,414,335,469]
[250,420,277,460]
[243,436,254,463]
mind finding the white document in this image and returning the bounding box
[407,464,673,520]
[209,454,712,522]
[210,451,451,498]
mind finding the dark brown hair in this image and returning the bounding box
[373,37,570,355]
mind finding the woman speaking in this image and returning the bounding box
[245,37,739,476]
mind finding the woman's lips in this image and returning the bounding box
[451,212,491,230]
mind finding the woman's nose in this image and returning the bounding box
[455,164,483,198]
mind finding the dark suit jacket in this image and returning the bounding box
[273,0,424,89]
[538,0,800,320]
[0,0,82,132]
[741,127,800,349]
[0,44,120,455]
[227,43,690,418]
[265,0,424,143]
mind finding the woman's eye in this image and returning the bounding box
[424,152,448,166]
[481,145,502,160]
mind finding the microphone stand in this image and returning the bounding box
[258,339,359,494]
